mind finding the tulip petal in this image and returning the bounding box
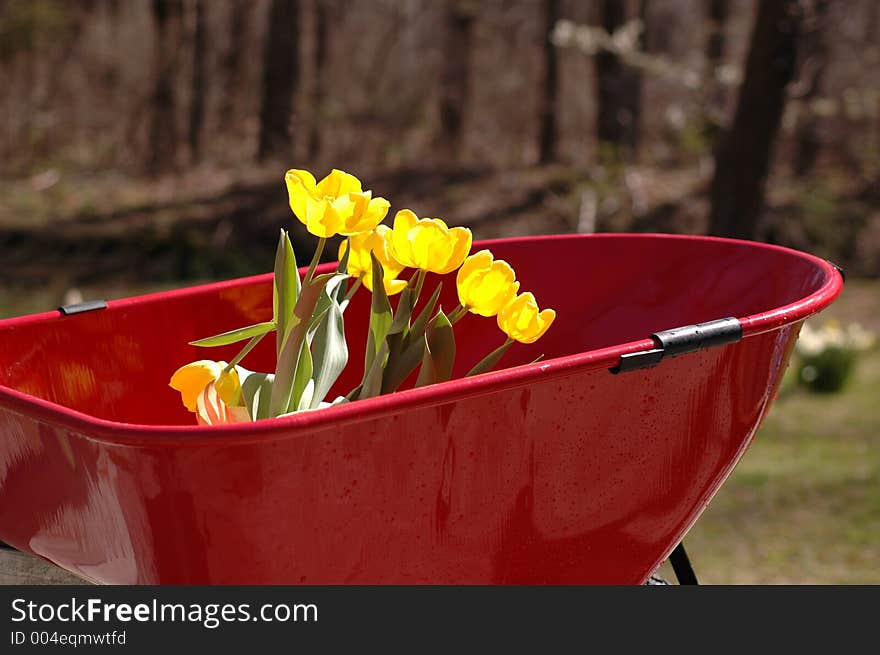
[437,226,473,274]
[384,278,408,296]
[317,168,362,197]
[330,193,357,226]
[457,250,493,288]
[305,197,338,238]
[215,366,243,406]
[468,264,518,317]
[363,196,391,229]
[344,227,406,293]
[391,209,420,268]
[170,360,223,412]
[285,169,318,223]
[340,193,389,235]
[410,221,448,271]
[195,381,250,425]
[497,292,555,344]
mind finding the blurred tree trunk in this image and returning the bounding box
[703,0,729,132]
[220,0,251,127]
[706,0,728,67]
[631,0,647,149]
[595,0,643,156]
[708,0,804,239]
[792,0,829,178]
[439,0,476,161]
[188,0,206,163]
[309,0,328,159]
[538,0,561,164]
[867,0,880,188]
[258,0,300,161]
[148,0,184,175]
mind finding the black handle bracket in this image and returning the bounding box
[58,300,107,316]
[610,317,742,374]
[828,260,845,283]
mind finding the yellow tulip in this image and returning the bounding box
[456,249,520,317]
[285,168,390,238]
[338,226,407,296]
[195,382,250,426]
[497,292,556,344]
[388,209,472,274]
[169,360,242,412]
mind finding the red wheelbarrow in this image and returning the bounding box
[0,234,843,584]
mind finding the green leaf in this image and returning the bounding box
[388,285,416,337]
[466,339,514,377]
[277,394,347,418]
[274,229,300,355]
[269,273,336,416]
[405,282,443,347]
[358,339,389,400]
[415,310,456,387]
[345,383,363,401]
[309,287,348,408]
[311,270,342,285]
[189,320,276,347]
[239,370,274,421]
[378,282,443,393]
[288,340,314,412]
[363,252,392,378]
[337,238,351,274]
[308,273,349,340]
[414,334,434,388]
[381,335,426,394]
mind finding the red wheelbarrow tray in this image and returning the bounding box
[0,233,843,584]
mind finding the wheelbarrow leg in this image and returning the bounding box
[669,542,699,585]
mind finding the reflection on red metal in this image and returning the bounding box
[0,234,843,584]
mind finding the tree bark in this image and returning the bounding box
[595,0,643,155]
[538,0,561,164]
[148,0,184,175]
[702,0,729,136]
[188,0,206,163]
[220,0,252,127]
[708,0,804,239]
[308,0,328,159]
[258,0,300,161]
[706,0,729,64]
[438,0,476,161]
[792,0,829,178]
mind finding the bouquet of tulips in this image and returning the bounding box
[169,169,556,425]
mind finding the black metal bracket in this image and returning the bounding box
[610,317,743,374]
[58,300,107,316]
[828,260,846,283]
[669,542,698,585]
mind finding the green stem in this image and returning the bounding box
[466,337,515,377]
[345,275,364,304]
[412,269,427,306]
[304,237,327,284]
[494,337,514,354]
[224,331,268,372]
[449,304,467,324]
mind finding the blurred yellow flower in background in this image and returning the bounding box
[456,250,519,317]
[286,168,390,238]
[497,292,556,344]
[388,209,472,274]
[339,226,407,296]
